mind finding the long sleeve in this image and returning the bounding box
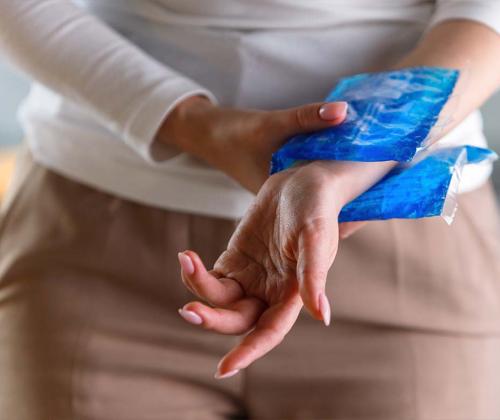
[0,0,217,163]
[430,0,500,34]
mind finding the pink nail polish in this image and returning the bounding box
[318,292,331,326]
[214,369,240,380]
[178,308,203,325]
[178,252,195,275]
[319,102,348,121]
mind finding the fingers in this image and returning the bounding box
[177,250,267,334]
[275,101,348,138]
[178,251,245,307]
[339,221,368,239]
[179,297,266,334]
[214,294,303,379]
[296,220,339,325]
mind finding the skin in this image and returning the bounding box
[158,97,349,194]
[155,20,500,378]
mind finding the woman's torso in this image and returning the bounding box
[20,0,492,219]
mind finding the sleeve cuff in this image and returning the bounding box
[123,77,218,164]
[429,1,500,34]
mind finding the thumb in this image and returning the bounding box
[276,101,348,138]
[296,220,339,326]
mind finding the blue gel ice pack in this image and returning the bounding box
[271,67,459,174]
[338,146,497,223]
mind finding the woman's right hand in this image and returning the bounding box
[176,159,346,377]
[156,96,347,194]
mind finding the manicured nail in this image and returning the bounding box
[319,102,348,121]
[318,292,331,326]
[178,252,195,275]
[214,369,240,380]
[178,308,203,325]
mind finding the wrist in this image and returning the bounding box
[155,95,216,153]
[302,159,397,210]
[289,160,348,215]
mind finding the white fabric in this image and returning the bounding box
[0,0,498,219]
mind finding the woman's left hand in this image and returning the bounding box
[177,161,347,378]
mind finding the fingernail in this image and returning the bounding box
[319,102,348,121]
[214,369,240,380]
[318,292,331,326]
[178,308,203,325]
[178,252,195,275]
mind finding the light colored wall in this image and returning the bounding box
[483,96,500,148]
[0,60,29,147]
[0,59,499,191]
[481,94,500,193]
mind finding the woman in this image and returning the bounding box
[0,1,499,419]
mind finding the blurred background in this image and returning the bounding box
[1,58,499,199]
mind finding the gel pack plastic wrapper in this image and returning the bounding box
[271,67,459,174]
[338,146,498,224]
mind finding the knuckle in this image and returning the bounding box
[187,301,204,313]
[198,311,218,331]
[294,107,310,130]
[188,272,201,286]
[300,217,330,237]
[202,318,214,330]
[299,266,328,284]
[265,326,286,345]
[181,276,195,293]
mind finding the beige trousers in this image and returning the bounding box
[1,148,500,420]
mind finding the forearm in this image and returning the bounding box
[396,20,500,135]
[326,20,500,208]
[0,0,214,162]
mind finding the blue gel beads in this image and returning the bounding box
[338,146,497,223]
[271,67,459,174]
